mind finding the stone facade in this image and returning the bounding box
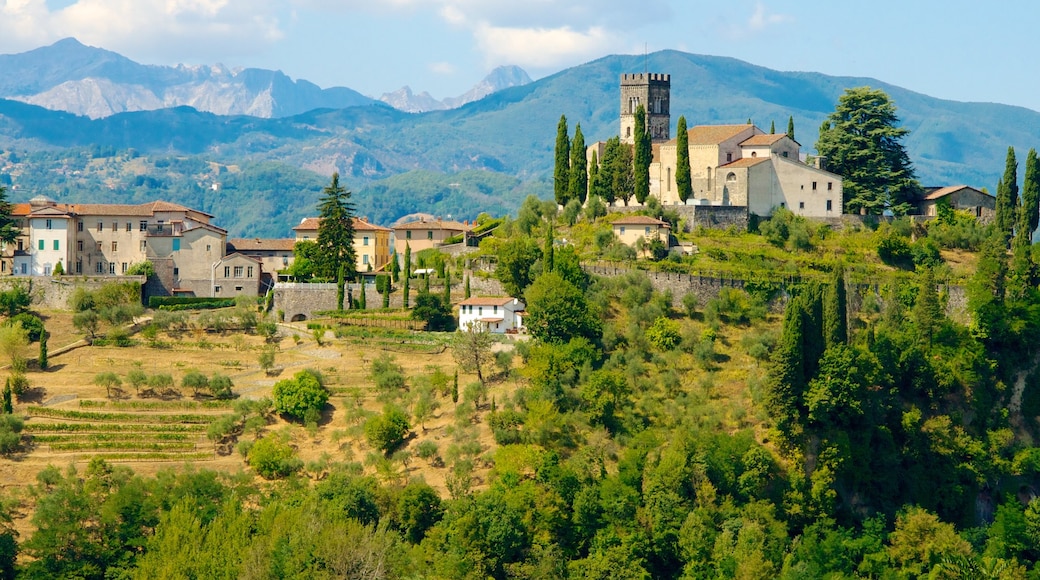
[606,204,749,232]
[0,275,145,310]
[620,73,670,144]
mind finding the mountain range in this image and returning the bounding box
[0,41,1038,238]
[0,38,528,119]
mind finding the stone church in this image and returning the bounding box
[592,73,844,218]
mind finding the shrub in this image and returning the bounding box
[9,373,29,399]
[248,433,302,479]
[209,374,234,399]
[877,229,914,269]
[488,409,523,445]
[181,371,209,396]
[364,405,410,455]
[0,414,24,454]
[9,313,44,342]
[272,369,329,422]
[645,316,682,351]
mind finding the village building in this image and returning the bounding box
[457,296,525,334]
[611,215,671,255]
[226,238,296,290]
[392,218,470,258]
[916,185,995,220]
[292,216,393,273]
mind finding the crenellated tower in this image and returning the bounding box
[619,73,670,145]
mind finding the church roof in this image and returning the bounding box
[684,125,757,145]
[740,133,788,146]
[719,157,771,169]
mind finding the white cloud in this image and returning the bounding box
[474,23,611,69]
[429,61,456,75]
[746,2,792,32]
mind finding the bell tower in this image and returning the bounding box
[619,73,670,145]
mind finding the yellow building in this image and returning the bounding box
[292,216,392,272]
[611,215,670,256]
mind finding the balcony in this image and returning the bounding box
[144,224,183,237]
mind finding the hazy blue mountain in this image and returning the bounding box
[0,38,376,118]
[380,65,533,112]
[1,48,1039,237]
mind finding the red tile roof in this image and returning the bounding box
[720,157,771,169]
[228,238,296,252]
[740,133,787,146]
[611,215,671,226]
[293,217,390,232]
[665,124,756,146]
[393,219,470,232]
[923,185,992,200]
[459,296,518,307]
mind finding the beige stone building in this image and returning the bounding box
[4,196,261,297]
[591,73,845,219]
[391,218,470,257]
[916,185,995,220]
[293,216,393,272]
[611,215,671,256]
[227,238,296,287]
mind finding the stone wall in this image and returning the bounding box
[0,276,146,310]
[606,204,749,232]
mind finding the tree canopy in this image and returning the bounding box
[315,173,357,307]
[815,87,920,214]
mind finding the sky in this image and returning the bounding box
[1,0,1039,112]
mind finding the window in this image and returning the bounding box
[782,151,789,158]
[726,172,737,182]
[53,240,59,250]
[427,231,433,240]
[234,266,243,278]
[620,226,626,235]
[363,254,369,265]
[96,241,102,251]
[1,263,4,272]
[20,263,26,275]
[38,239,44,251]
[812,181,817,190]
[45,219,52,229]
[140,240,147,251]
[206,244,211,252]
[645,227,651,235]
[111,222,117,232]
[111,241,117,252]
[44,264,51,276]
[363,236,369,246]
[121,262,128,273]
[173,267,179,277]
[215,285,221,293]
[235,286,243,292]
[751,152,757,158]
[666,167,671,192]
[109,263,116,274]
[77,240,83,251]
[726,152,732,162]
[75,261,82,274]
[799,202,805,210]
[224,267,230,277]
[16,240,22,251]
[97,222,103,232]
[139,221,147,231]
[780,202,786,208]
[77,222,83,232]
[247,266,254,278]
[826,200,833,211]
[172,239,180,251]
[827,182,833,191]
[96,261,104,273]
[125,222,131,232]
[406,231,412,240]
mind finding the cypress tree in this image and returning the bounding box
[403,244,412,280]
[912,267,943,347]
[39,332,48,370]
[424,270,431,292]
[443,269,451,303]
[1019,148,1040,238]
[633,104,651,204]
[390,252,401,284]
[452,370,459,406]
[613,140,635,206]
[675,115,692,203]
[787,116,795,141]
[1009,223,1035,301]
[403,275,410,308]
[770,120,776,134]
[800,282,826,381]
[544,222,555,273]
[2,379,12,414]
[995,147,1019,244]
[464,275,471,299]
[383,278,391,308]
[588,150,600,202]
[336,266,345,311]
[765,295,807,441]
[569,124,588,204]
[823,268,848,348]
[554,114,571,206]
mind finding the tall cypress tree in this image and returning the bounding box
[443,269,451,303]
[2,378,12,414]
[823,268,848,348]
[995,146,1019,244]
[787,116,795,141]
[912,267,943,347]
[403,244,412,308]
[614,140,635,206]
[633,105,651,204]
[554,115,571,206]
[543,222,555,273]
[675,115,692,203]
[359,280,367,309]
[588,150,600,202]
[569,124,588,204]
[770,120,776,134]
[765,295,807,441]
[1019,148,1040,238]
[464,274,471,299]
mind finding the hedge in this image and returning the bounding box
[148,296,237,308]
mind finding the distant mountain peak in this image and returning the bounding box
[379,66,532,113]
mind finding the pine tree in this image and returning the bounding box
[316,173,357,310]
[675,115,692,203]
[787,116,795,141]
[38,333,48,370]
[1018,148,1040,238]
[554,114,571,206]
[823,268,848,348]
[633,104,651,204]
[569,124,588,204]
[0,186,20,247]
[995,147,1019,244]
[464,275,471,299]
[2,379,12,414]
[770,120,776,134]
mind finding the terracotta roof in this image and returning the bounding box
[11,204,30,217]
[670,124,757,146]
[720,157,771,169]
[611,215,671,226]
[292,217,390,232]
[459,296,518,307]
[228,238,296,252]
[219,252,261,265]
[182,222,227,235]
[923,185,992,201]
[394,219,470,232]
[11,200,210,218]
[740,133,787,146]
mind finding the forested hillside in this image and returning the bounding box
[3,195,1040,578]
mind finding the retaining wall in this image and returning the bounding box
[0,276,146,310]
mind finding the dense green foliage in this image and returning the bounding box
[554,115,571,205]
[316,172,357,308]
[272,369,329,423]
[675,115,692,203]
[633,104,651,204]
[569,124,588,204]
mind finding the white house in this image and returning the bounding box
[458,296,525,334]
